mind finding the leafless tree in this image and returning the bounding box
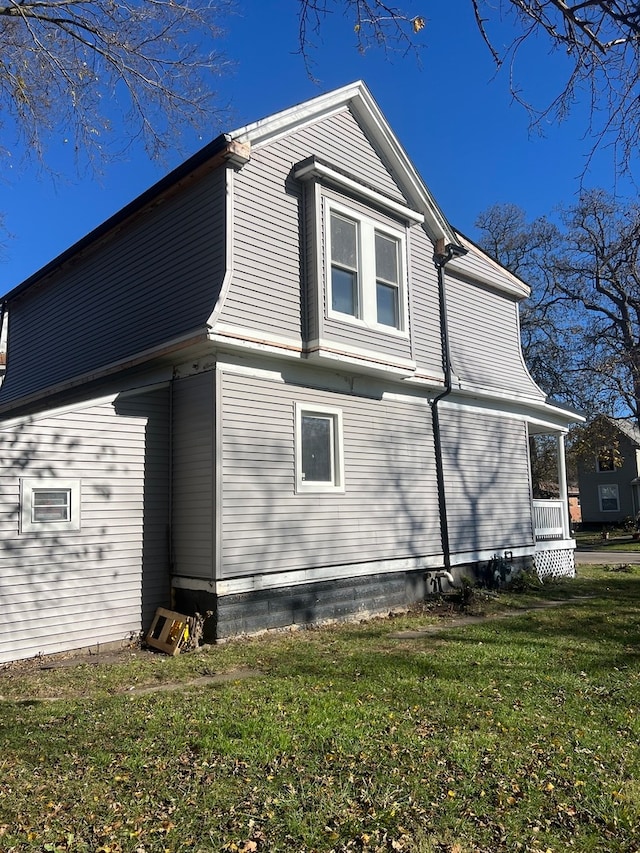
[478,194,640,483]
[0,0,232,168]
[553,189,640,426]
[298,1,640,173]
[297,0,425,69]
[475,203,577,408]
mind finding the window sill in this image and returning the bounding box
[327,310,409,339]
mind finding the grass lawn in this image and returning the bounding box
[1,566,639,853]
[574,528,640,552]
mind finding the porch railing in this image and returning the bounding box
[533,499,567,541]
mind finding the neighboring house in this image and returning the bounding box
[577,416,640,526]
[0,82,581,664]
[569,487,582,525]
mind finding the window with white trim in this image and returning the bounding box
[598,483,619,512]
[327,201,406,332]
[20,478,81,533]
[295,403,344,493]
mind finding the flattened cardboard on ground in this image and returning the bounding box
[146,608,190,655]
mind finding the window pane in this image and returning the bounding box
[301,415,333,483]
[331,214,358,268]
[376,282,399,328]
[331,267,357,315]
[599,485,619,511]
[32,489,71,522]
[375,233,399,284]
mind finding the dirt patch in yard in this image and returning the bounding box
[389,596,595,639]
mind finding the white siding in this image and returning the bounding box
[171,372,216,579]
[447,274,545,399]
[0,388,170,664]
[219,108,415,350]
[405,226,442,374]
[441,406,534,554]
[0,168,227,405]
[219,370,442,577]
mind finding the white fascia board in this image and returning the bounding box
[438,388,584,432]
[230,80,458,246]
[0,379,173,433]
[348,85,457,245]
[230,81,365,149]
[0,392,120,431]
[294,159,424,224]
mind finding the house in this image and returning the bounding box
[0,82,581,664]
[577,416,640,526]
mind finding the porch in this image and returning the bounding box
[529,426,577,579]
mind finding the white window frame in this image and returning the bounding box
[598,483,619,513]
[20,478,81,533]
[325,199,408,335]
[295,403,345,494]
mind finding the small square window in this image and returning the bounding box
[295,403,344,493]
[598,484,619,513]
[20,478,81,533]
[596,449,615,472]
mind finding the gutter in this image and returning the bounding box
[431,239,468,573]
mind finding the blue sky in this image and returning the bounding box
[2,0,636,290]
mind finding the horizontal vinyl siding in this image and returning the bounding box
[220,371,441,577]
[410,227,442,375]
[218,107,410,346]
[171,372,215,579]
[451,245,528,298]
[1,168,227,405]
[0,388,171,664]
[447,274,545,398]
[441,406,534,553]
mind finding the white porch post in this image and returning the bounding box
[556,432,570,539]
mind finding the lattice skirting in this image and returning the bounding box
[534,548,575,580]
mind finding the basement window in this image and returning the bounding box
[20,478,81,533]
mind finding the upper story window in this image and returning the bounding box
[596,448,616,472]
[375,231,401,328]
[326,200,407,334]
[330,212,360,317]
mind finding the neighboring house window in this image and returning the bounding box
[295,403,344,493]
[596,449,615,472]
[20,478,81,533]
[598,484,619,513]
[327,201,406,332]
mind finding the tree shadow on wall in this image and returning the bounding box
[0,387,170,662]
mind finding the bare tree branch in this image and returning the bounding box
[0,0,232,169]
[296,1,640,174]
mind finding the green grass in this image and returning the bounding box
[1,566,640,852]
[574,528,640,551]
